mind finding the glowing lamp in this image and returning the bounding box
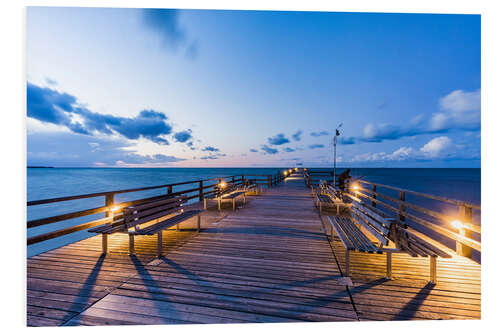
[110,205,120,213]
[451,220,463,230]
[283,171,288,176]
[219,181,227,188]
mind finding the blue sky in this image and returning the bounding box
[26,7,481,167]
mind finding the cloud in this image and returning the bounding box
[27,131,185,167]
[45,77,57,86]
[439,89,480,113]
[261,145,278,154]
[267,133,290,146]
[27,82,173,145]
[249,148,258,153]
[420,136,452,158]
[310,131,329,137]
[200,153,226,160]
[141,9,198,59]
[142,9,185,49]
[283,147,295,152]
[339,89,480,145]
[202,146,220,152]
[185,40,199,60]
[349,136,457,163]
[431,89,481,131]
[292,130,302,141]
[309,144,325,149]
[173,129,192,143]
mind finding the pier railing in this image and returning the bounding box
[346,179,481,259]
[303,169,335,187]
[27,170,293,246]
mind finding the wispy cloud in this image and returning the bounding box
[249,148,258,153]
[202,146,220,152]
[141,9,199,59]
[283,147,295,152]
[349,136,465,163]
[310,131,329,137]
[292,130,302,141]
[27,131,186,167]
[261,145,278,154]
[267,133,290,145]
[309,144,325,149]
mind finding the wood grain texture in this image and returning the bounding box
[26,172,480,326]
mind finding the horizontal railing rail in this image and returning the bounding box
[345,179,481,259]
[27,170,295,246]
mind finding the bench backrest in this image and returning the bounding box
[123,195,187,230]
[350,199,451,257]
[350,201,397,246]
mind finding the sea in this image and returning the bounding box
[27,168,481,258]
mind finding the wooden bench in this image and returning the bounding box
[242,179,259,195]
[315,181,350,214]
[326,199,451,283]
[89,195,203,257]
[203,183,246,211]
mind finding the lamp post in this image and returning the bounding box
[333,123,342,187]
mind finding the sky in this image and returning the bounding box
[26,7,481,168]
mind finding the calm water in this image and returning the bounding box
[27,168,481,258]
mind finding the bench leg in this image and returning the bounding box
[430,256,437,284]
[203,198,207,210]
[176,223,180,232]
[233,199,236,211]
[243,194,246,204]
[197,215,201,232]
[128,234,135,255]
[345,250,351,277]
[319,202,322,214]
[330,225,334,241]
[386,252,392,280]
[218,199,221,211]
[336,204,340,215]
[157,232,163,257]
[102,234,108,254]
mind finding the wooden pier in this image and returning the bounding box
[27,172,480,326]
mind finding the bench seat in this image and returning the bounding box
[325,198,451,283]
[89,195,203,257]
[204,184,247,211]
[133,209,203,235]
[315,182,351,214]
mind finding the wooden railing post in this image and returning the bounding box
[372,185,377,207]
[457,205,473,258]
[167,185,173,195]
[105,193,114,218]
[267,175,272,188]
[198,180,204,202]
[398,191,406,223]
[232,176,235,185]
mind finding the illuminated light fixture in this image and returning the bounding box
[451,220,463,230]
[283,171,288,176]
[110,205,120,212]
[219,181,227,188]
[352,184,359,192]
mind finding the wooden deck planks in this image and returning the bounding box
[26,173,481,326]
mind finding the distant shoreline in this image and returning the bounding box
[27,166,54,168]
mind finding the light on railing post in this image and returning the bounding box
[456,205,473,258]
[105,193,114,218]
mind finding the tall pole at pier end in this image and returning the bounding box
[333,123,342,187]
